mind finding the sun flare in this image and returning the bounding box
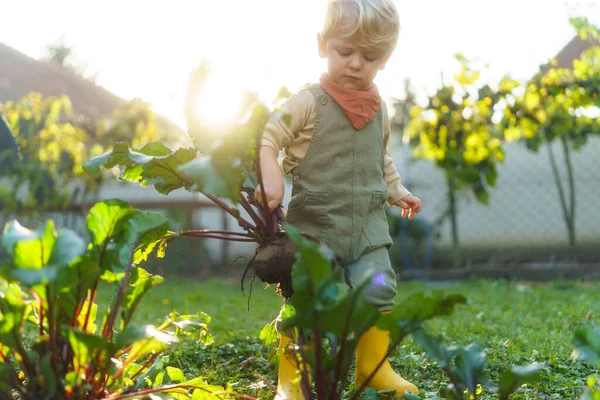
[192,72,245,128]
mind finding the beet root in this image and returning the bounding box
[253,232,297,298]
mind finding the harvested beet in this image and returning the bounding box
[253,232,298,298]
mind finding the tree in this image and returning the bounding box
[45,41,73,67]
[407,55,507,267]
[498,18,600,258]
[0,94,171,216]
[0,94,100,214]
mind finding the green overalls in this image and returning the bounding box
[286,84,398,312]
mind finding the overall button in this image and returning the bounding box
[293,175,300,182]
[320,97,328,105]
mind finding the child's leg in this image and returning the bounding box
[343,246,397,312]
[275,303,310,400]
[344,247,420,396]
[275,332,307,400]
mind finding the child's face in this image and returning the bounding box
[318,31,392,91]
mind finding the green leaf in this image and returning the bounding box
[77,299,98,334]
[100,270,126,282]
[0,363,20,393]
[83,142,131,176]
[132,355,167,391]
[573,326,600,366]
[284,223,336,289]
[157,311,214,345]
[87,199,134,248]
[11,267,59,286]
[498,363,543,400]
[68,328,116,378]
[39,353,57,398]
[115,325,178,348]
[48,229,86,267]
[381,292,467,328]
[473,184,490,205]
[361,388,384,400]
[114,325,177,363]
[2,220,55,268]
[376,292,466,351]
[120,267,164,330]
[84,142,197,195]
[117,210,169,270]
[178,156,242,201]
[49,254,101,328]
[259,320,279,346]
[450,343,493,393]
[164,366,186,384]
[570,17,600,42]
[156,234,172,259]
[412,329,453,368]
[404,392,421,400]
[485,165,498,187]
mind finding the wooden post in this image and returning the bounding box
[187,205,195,276]
[221,208,229,271]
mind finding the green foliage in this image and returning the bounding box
[0,200,234,399]
[413,330,542,399]
[0,94,173,216]
[570,17,600,42]
[273,224,533,399]
[407,55,506,204]
[279,223,460,397]
[93,98,168,149]
[498,19,600,253]
[499,43,600,151]
[84,142,197,195]
[574,326,600,367]
[84,75,282,247]
[573,326,600,399]
[85,100,271,204]
[104,278,600,398]
[0,94,101,213]
[0,113,18,155]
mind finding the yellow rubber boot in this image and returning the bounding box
[355,325,419,397]
[275,334,307,400]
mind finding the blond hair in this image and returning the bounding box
[320,0,400,52]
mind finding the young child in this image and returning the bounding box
[256,0,422,397]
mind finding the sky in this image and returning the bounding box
[1,0,597,128]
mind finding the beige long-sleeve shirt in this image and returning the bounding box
[261,88,411,205]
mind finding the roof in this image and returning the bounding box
[0,42,127,119]
[540,35,598,73]
[0,42,184,138]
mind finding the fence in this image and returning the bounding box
[2,135,599,279]
[388,136,600,273]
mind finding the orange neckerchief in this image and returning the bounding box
[319,74,381,130]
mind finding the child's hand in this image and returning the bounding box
[255,180,284,212]
[255,146,284,212]
[395,195,422,220]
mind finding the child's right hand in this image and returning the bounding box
[255,146,284,212]
[255,180,284,212]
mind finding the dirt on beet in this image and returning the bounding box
[252,232,298,298]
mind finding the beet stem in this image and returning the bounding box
[239,194,267,233]
[181,229,254,238]
[202,192,257,232]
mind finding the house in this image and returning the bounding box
[0,42,125,119]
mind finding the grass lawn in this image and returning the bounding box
[122,277,600,399]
